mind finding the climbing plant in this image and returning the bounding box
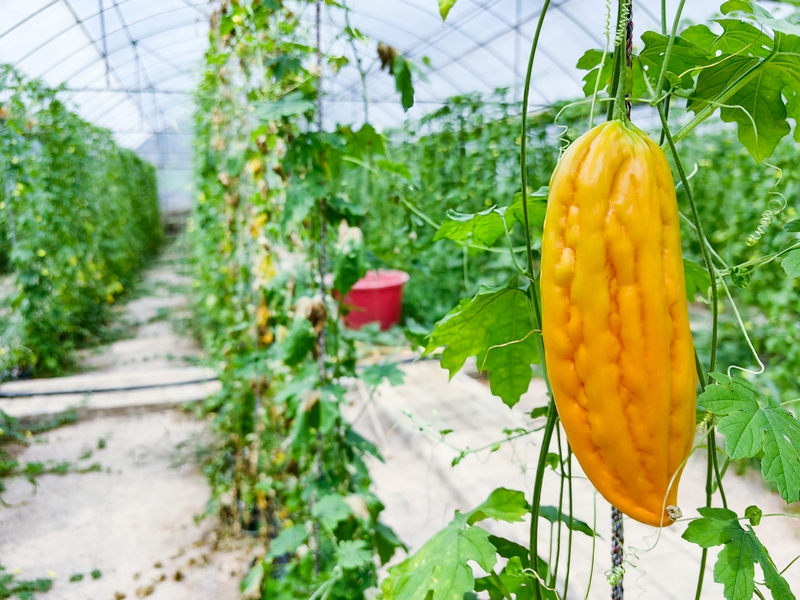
[0,65,162,377]
[378,1,800,599]
[189,1,417,596]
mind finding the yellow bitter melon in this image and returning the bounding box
[540,119,697,527]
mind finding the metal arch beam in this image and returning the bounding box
[42,35,203,92]
[483,0,591,85]
[0,2,205,70]
[323,8,498,105]
[78,53,198,95]
[99,0,110,85]
[9,22,82,70]
[330,0,569,110]
[0,0,61,41]
[321,0,504,97]
[60,0,152,135]
[67,86,192,94]
[327,0,555,109]
[91,6,207,45]
[551,2,604,47]
[19,10,206,84]
[176,0,207,18]
[63,53,202,106]
[81,93,131,123]
[53,18,205,77]
[109,0,161,131]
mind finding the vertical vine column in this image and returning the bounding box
[611,507,625,600]
[610,2,632,598]
[313,0,327,576]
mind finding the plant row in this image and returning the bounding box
[189,2,409,597]
[0,65,162,377]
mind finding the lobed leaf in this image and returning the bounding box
[381,512,496,600]
[684,259,711,301]
[683,507,795,600]
[425,286,538,407]
[467,487,529,525]
[698,375,800,503]
[781,249,800,278]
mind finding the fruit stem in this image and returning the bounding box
[611,0,631,123]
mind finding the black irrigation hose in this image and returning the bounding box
[0,354,436,398]
[0,376,220,398]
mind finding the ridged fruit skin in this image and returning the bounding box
[540,120,697,527]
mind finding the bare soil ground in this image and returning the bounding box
[0,411,251,600]
[0,243,252,600]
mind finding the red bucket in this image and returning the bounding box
[343,270,410,331]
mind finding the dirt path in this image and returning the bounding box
[0,241,250,600]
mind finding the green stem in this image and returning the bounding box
[657,105,719,377]
[710,431,729,509]
[530,402,558,599]
[520,0,552,280]
[563,445,574,600]
[718,241,800,277]
[606,0,624,122]
[654,0,687,97]
[694,421,716,600]
[517,6,557,597]
[550,429,566,588]
[611,3,630,123]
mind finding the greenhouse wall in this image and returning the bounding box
[135,128,194,214]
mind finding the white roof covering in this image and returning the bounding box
[1,0,726,149]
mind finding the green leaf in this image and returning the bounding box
[639,30,711,90]
[375,522,404,564]
[687,22,800,161]
[530,405,549,419]
[504,187,548,233]
[721,0,800,37]
[282,175,325,230]
[438,0,458,21]
[312,494,353,529]
[683,507,795,600]
[698,375,800,503]
[283,316,318,367]
[393,55,415,112]
[267,524,309,558]
[781,249,800,277]
[240,562,265,596]
[333,233,368,295]
[782,219,800,232]
[467,487,529,525]
[382,512,497,600]
[337,539,373,570]
[479,537,555,599]
[434,207,507,246]
[375,158,412,180]
[539,506,596,537]
[361,362,406,387]
[544,452,559,470]
[434,187,547,247]
[253,92,315,121]
[425,287,538,407]
[576,49,614,97]
[684,259,711,301]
